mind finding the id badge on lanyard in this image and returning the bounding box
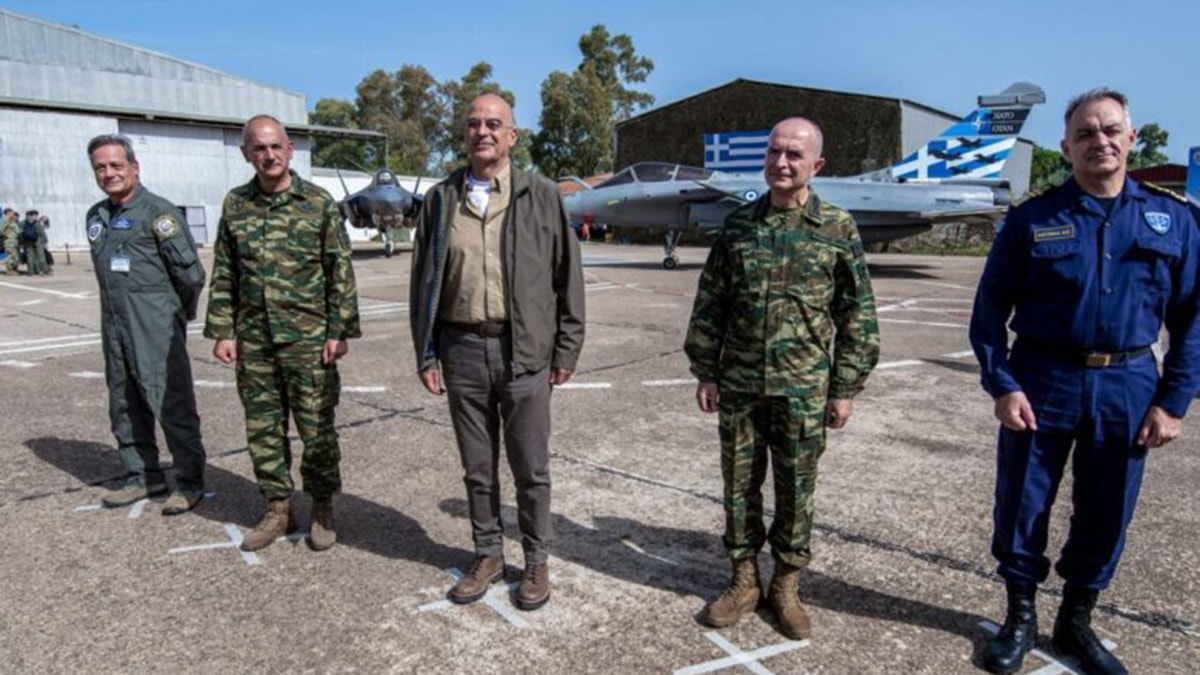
[111,246,131,273]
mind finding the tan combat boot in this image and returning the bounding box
[769,562,812,639]
[703,557,762,628]
[241,498,296,551]
[308,499,336,551]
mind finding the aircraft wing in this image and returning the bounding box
[907,205,1008,225]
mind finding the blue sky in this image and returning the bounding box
[9,0,1199,164]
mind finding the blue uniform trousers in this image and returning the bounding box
[993,343,1154,589]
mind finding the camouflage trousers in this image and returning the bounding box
[236,340,342,501]
[719,392,826,568]
[4,236,18,271]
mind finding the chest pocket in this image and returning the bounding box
[1028,238,1083,291]
[1130,234,1180,295]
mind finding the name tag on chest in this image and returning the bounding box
[1032,224,1075,242]
[111,217,134,230]
[110,253,131,273]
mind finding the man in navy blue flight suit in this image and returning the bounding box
[971,89,1200,675]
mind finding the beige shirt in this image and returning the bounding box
[439,164,510,323]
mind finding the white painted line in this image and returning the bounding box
[0,360,37,368]
[979,620,1114,674]
[0,340,101,356]
[875,360,925,370]
[878,318,967,329]
[193,380,234,388]
[0,326,202,356]
[877,299,918,312]
[127,499,149,519]
[674,632,808,675]
[74,504,102,512]
[0,332,103,348]
[643,379,696,387]
[424,567,528,628]
[71,371,106,379]
[555,382,612,390]
[911,280,976,292]
[586,284,623,293]
[0,281,89,298]
[417,599,455,612]
[343,386,388,393]
[225,523,263,566]
[169,541,238,554]
[18,299,46,306]
[942,350,976,359]
[621,539,679,565]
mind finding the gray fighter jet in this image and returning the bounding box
[564,82,1046,268]
[338,168,423,257]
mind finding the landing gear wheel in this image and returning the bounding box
[662,256,678,270]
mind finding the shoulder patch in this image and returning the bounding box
[153,214,182,239]
[1142,181,1188,204]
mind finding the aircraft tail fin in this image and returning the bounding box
[1188,146,1200,210]
[866,82,1046,182]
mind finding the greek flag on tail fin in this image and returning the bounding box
[888,82,1045,181]
[704,130,770,172]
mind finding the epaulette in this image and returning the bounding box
[1012,184,1057,207]
[1141,181,1188,204]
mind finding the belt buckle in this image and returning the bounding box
[1085,352,1112,368]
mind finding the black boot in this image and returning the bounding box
[1052,585,1128,675]
[982,580,1038,674]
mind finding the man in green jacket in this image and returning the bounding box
[86,134,208,513]
[685,117,880,639]
[206,115,361,552]
[410,94,585,611]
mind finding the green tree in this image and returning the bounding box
[436,62,530,173]
[532,24,654,178]
[354,66,441,175]
[309,98,371,171]
[1128,122,1169,169]
[1030,145,1070,191]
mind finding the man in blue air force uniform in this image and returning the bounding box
[970,89,1200,675]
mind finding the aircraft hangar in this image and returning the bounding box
[0,8,379,249]
[614,78,1035,196]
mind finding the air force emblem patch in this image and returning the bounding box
[87,220,103,242]
[153,215,180,238]
[1144,211,1172,235]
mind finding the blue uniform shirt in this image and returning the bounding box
[971,177,1200,417]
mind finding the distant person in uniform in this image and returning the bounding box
[971,88,1200,675]
[206,114,361,552]
[2,208,19,275]
[85,134,208,513]
[38,215,53,273]
[410,94,585,611]
[685,117,880,639]
[22,209,47,275]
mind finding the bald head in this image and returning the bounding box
[465,93,518,178]
[241,113,295,193]
[764,117,826,208]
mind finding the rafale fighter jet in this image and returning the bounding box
[563,82,1046,269]
[337,168,422,257]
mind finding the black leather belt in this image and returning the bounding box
[1020,339,1153,368]
[443,321,509,338]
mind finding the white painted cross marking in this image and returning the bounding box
[875,359,925,370]
[555,382,611,390]
[978,620,1116,674]
[70,371,106,379]
[643,379,696,387]
[674,632,809,675]
[0,360,37,368]
[342,386,388,394]
[0,281,89,298]
[75,498,149,519]
[167,520,304,567]
[417,567,528,629]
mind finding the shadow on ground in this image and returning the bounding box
[25,436,462,569]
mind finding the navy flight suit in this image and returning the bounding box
[970,176,1200,589]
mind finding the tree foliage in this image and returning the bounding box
[1128,122,1169,170]
[532,24,654,178]
[1030,145,1071,191]
[1029,121,1173,192]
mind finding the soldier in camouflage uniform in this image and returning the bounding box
[205,115,361,552]
[85,134,208,514]
[2,209,19,275]
[684,117,880,639]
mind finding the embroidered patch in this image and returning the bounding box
[742,189,759,201]
[1144,211,1172,235]
[111,216,133,230]
[298,201,318,213]
[1032,224,1075,242]
[154,215,180,238]
[87,221,103,242]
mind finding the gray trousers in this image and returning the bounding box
[439,325,552,564]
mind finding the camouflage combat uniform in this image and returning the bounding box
[86,186,207,491]
[2,215,18,273]
[204,170,361,501]
[684,193,880,568]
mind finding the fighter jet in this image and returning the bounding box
[563,82,1046,269]
[337,168,423,257]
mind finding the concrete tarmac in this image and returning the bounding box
[0,243,1196,673]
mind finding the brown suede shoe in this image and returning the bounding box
[515,562,550,611]
[449,555,504,604]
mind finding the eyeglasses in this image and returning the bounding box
[466,119,509,132]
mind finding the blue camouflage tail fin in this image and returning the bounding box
[881,82,1046,182]
[1188,146,1200,209]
